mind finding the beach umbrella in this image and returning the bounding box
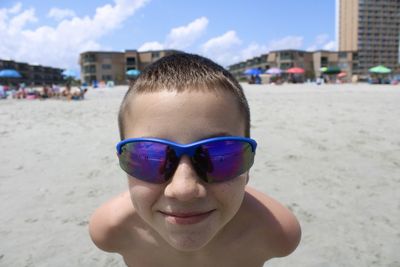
[126,69,141,76]
[244,68,262,75]
[265,68,282,75]
[369,65,391,74]
[286,67,305,74]
[322,66,341,75]
[0,69,22,78]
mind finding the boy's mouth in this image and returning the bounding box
[159,210,215,225]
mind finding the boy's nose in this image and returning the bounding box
[164,156,206,201]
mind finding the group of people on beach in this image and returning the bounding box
[0,83,87,100]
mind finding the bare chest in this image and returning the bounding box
[120,239,268,267]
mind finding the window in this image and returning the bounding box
[102,64,111,70]
[101,75,112,81]
[126,57,136,65]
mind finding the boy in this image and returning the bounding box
[89,53,301,267]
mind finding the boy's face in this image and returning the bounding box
[124,89,248,251]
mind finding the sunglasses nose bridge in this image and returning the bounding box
[173,145,197,158]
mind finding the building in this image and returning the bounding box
[268,50,314,76]
[228,50,322,81]
[228,49,362,82]
[79,49,181,85]
[0,59,64,85]
[338,0,400,76]
[229,54,268,81]
[229,50,317,81]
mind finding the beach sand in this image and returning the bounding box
[0,84,399,266]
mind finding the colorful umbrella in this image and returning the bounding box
[337,71,347,78]
[265,68,282,75]
[286,67,305,74]
[244,68,262,75]
[368,65,391,74]
[321,66,341,75]
[0,69,22,78]
[126,69,141,76]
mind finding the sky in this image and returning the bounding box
[0,0,337,71]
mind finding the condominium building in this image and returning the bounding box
[269,50,314,74]
[0,59,64,85]
[229,50,318,81]
[338,0,400,75]
[79,49,181,84]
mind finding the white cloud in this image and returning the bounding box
[200,31,242,66]
[240,43,268,60]
[8,2,22,14]
[200,35,304,67]
[165,17,208,49]
[0,0,149,71]
[307,34,337,51]
[139,17,209,52]
[47,8,76,21]
[138,41,164,51]
[9,8,37,32]
[266,36,304,51]
[323,41,337,50]
[201,30,241,53]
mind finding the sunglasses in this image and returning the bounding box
[116,136,257,184]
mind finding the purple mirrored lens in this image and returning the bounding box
[118,141,177,183]
[193,140,254,183]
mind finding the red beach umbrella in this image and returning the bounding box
[286,67,305,74]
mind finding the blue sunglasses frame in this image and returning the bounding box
[116,136,257,156]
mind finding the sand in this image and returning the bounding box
[0,83,399,267]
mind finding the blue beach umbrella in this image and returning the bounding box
[244,68,262,75]
[0,69,22,78]
[126,69,141,76]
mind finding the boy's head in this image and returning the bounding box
[115,53,255,251]
[118,53,250,140]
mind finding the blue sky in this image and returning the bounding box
[0,0,337,71]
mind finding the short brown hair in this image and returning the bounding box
[118,53,250,140]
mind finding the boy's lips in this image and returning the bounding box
[159,210,215,225]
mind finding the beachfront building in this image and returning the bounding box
[229,50,317,81]
[79,49,181,85]
[338,0,400,76]
[270,50,314,76]
[229,54,269,81]
[0,59,63,86]
[228,50,327,81]
[228,49,361,82]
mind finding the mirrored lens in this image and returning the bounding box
[193,140,255,183]
[118,141,176,183]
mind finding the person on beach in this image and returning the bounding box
[61,84,72,100]
[89,53,301,267]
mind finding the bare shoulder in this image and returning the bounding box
[241,186,301,258]
[89,190,135,252]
